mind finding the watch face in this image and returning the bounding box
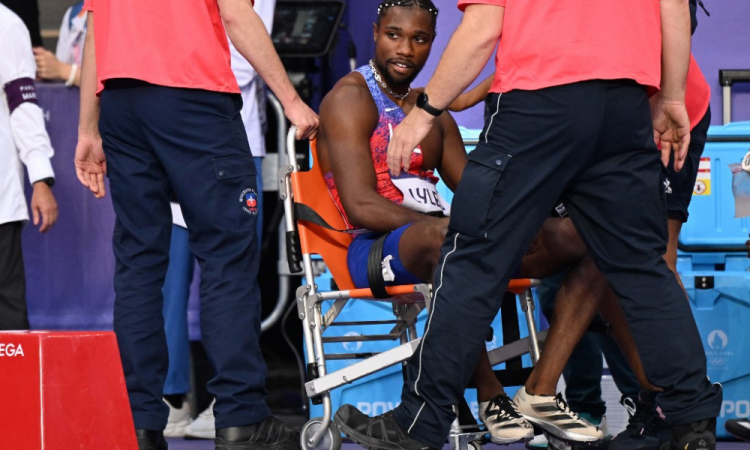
[417,92,428,108]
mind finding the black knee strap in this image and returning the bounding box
[367,233,391,299]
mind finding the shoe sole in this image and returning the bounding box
[521,416,601,443]
[164,422,190,438]
[726,428,750,442]
[489,434,534,446]
[542,430,602,447]
[333,414,428,450]
[184,433,216,440]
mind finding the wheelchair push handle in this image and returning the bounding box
[283,125,303,273]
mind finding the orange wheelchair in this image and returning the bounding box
[279,128,546,450]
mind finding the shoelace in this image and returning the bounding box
[486,395,524,420]
[554,394,583,422]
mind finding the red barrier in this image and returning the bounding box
[0,331,137,450]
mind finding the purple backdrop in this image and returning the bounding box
[21,2,750,333]
[24,84,202,338]
[22,84,116,330]
[346,0,750,129]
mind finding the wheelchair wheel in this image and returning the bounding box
[300,417,342,450]
[468,440,483,450]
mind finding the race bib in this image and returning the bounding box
[392,174,451,216]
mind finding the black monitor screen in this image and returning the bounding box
[272,1,346,58]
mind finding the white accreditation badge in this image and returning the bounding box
[386,122,450,215]
[391,173,451,215]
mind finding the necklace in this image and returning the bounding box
[369,60,410,100]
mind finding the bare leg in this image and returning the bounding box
[524,256,607,395]
[474,351,506,402]
[665,218,686,294]
[521,217,588,278]
[397,219,449,281]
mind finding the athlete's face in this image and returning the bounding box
[373,6,435,89]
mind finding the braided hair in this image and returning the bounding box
[377,0,439,29]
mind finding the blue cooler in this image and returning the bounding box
[677,121,750,437]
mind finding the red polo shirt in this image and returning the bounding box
[457,0,662,93]
[686,55,711,129]
[82,0,241,94]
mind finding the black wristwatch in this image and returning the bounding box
[34,177,55,188]
[416,92,444,117]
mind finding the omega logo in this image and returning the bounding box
[0,343,25,357]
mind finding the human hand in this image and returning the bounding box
[75,134,107,198]
[284,96,319,140]
[651,94,691,171]
[387,108,435,176]
[33,48,63,80]
[30,182,58,233]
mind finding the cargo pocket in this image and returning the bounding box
[449,147,512,238]
[212,154,258,233]
[212,154,257,180]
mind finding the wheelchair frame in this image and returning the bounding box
[279,128,545,450]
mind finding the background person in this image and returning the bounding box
[0,4,58,331]
[164,0,278,440]
[33,0,86,87]
[335,1,723,450]
[74,0,318,449]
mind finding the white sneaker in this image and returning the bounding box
[479,394,535,444]
[526,433,549,449]
[513,387,603,443]
[184,399,215,439]
[163,398,191,438]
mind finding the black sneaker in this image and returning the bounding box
[135,429,168,450]
[334,404,436,450]
[215,416,300,450]
[610,391,670,450]
[725,418,750,442]
[659,419,716,450]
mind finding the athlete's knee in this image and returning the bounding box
[545,218,587,261]
[423,221,448,269]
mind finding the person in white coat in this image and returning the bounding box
[0,4,58,330]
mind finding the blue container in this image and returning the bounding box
[305,265,541,421]
[679,122,750,251]
[677,255,750,438]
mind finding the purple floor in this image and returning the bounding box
[167,438,750,450]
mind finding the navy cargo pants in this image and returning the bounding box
[392,80,722,448]
[99,80,268,431]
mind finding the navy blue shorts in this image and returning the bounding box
[664,107,711,223]
[347,224,422,289]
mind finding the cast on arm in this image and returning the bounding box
[218,0,318,140]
